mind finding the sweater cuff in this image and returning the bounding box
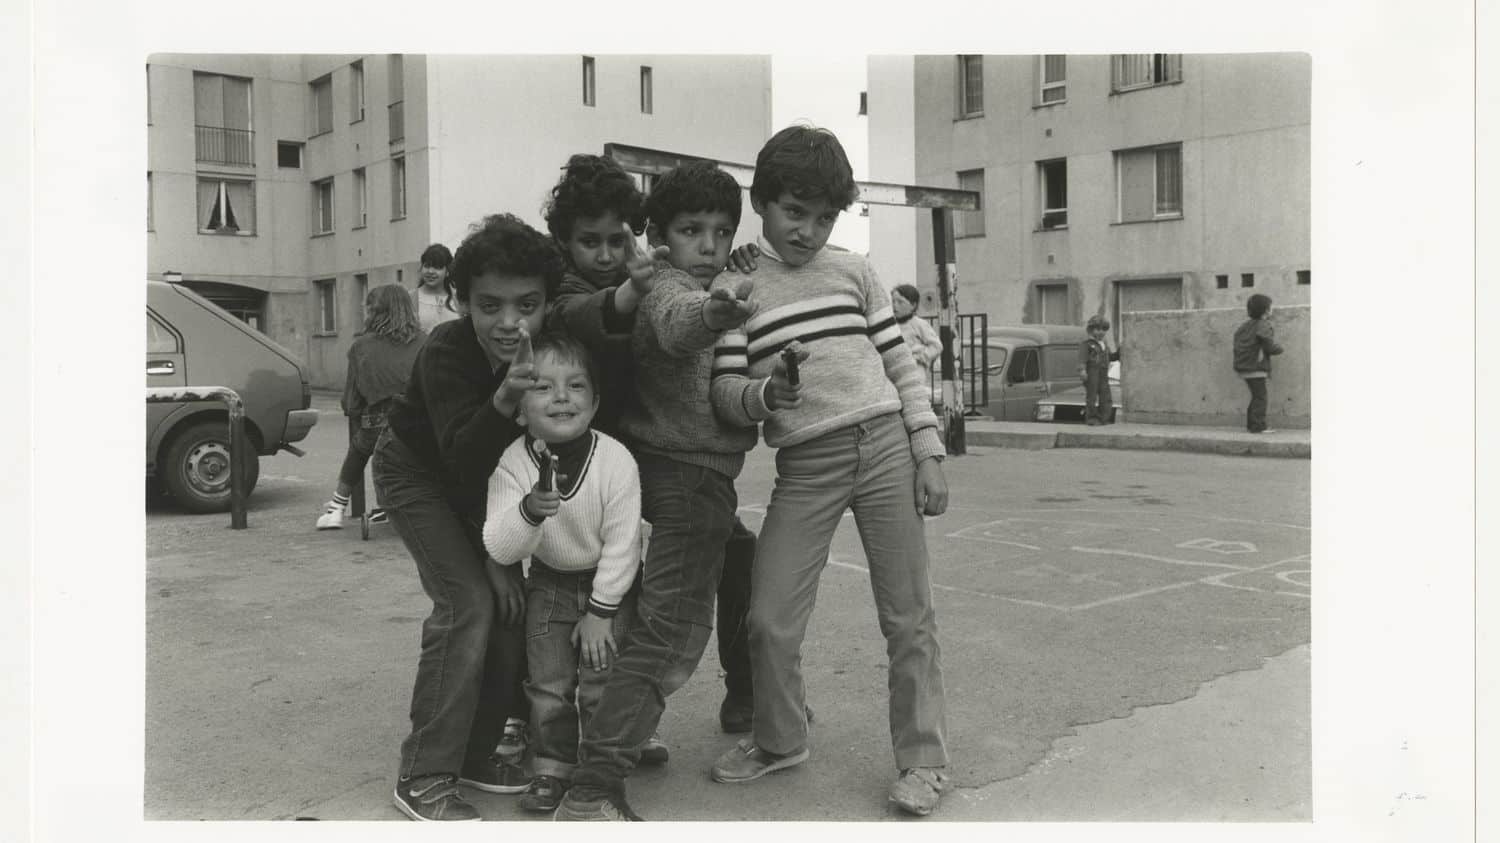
[602,287,634,334]
[909,426,946,464]
[742,378,772,422]
[586,598,619,619]
[519,497,545,526]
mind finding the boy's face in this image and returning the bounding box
[519,350,598,444]
[563,211,633,287]
[463,271,547,369]
[648,210,736,284]
[752,192,840,267]
[1089,326,1107,341]
[419,263,448,290]
[892,294,916,320]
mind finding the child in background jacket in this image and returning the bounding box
[1077,314,1119,426]
[1232,293,1284,433]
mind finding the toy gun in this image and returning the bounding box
[532,439,558,492]
[780,344,800,387]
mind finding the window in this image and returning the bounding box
[1039,55,1066,104]
[354,274,370,324]
[1297,270,1311,285]
[197,177,255,234]
[957,55,983,117]
[314,279,337,334]
[582,56,596,106]
[955,169,985,238]
[146,172,154,231]
[313,178,334,234]
[1241,273,1255,288]
[147,313,179,353]
[391,155,407,219]
[277,141,302,168]
[193,72,253,166]
[352,167,367,228]
[1008,348,1041,384]
[1115,144,1182,222]
[1111,54,1182,92]
[1035,283,1069,324]
[1038,159,1067,230]
[640,65,653,114]
[350,60,365,122]
[1216,274,1229,289]
[388,54,405,144]
[310,75,333,136]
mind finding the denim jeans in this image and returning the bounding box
[337,419,384,489]
[750,413,949,770]
[717,518,756,699]
[373,430,528,779]
[571,453,738,795]
[1245,376,1269,432]
[524,562,639,782]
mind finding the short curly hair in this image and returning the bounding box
[530,331,600,394]
[543,154,647,242]
[1246,293,1273,319]
[750,124,859,211]
[1086,314,1110,331]
[447,214,565,305]
[644,160,743,232]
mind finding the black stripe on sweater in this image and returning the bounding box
[746,326,868,364]
[747,304,864,343]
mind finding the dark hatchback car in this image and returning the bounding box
[146,281,318,512]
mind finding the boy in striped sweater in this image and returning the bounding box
[482,332,643,813]
[707,125,953,817]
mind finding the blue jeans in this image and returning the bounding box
[717,518,756,699]
[750,413,949,770]
[1082,366,1112,423]
[1245,375,1269,432]
[373,430,528,779]
[525,562,639,782]
[337,418,383,489]
[572,453,738,795]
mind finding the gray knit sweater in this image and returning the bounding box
[617,264,755,480]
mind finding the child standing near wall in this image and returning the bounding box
[1232,293,1284,433]
[1078,314,1119,426]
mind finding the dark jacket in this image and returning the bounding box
[546,270,639,439]
[385,317,524,519]
[1232,318,1284,374]
[1076,338,1119,379]
[342,329,426,418]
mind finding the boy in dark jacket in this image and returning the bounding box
[1232,294,1284,433]
[1077,315,1119,425]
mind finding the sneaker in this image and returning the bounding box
[553,786,642,821]
[367,508,389,525]
[393,774,481,822]
[888,767,949,817]
[315,503,345,530]
[458,754,529,794]
[495,718,527,763]
[719,693,753,734]
[639,732,669,766]
[519,775,567,813]
[710,738,809,783]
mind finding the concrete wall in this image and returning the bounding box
[901,53,1310,330]
[1121,304,1309,428]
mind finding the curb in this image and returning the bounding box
[966,427,1309,459]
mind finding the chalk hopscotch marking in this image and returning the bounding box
[1070,547,1250,571]
[1274,570,1311,587]
[1176,538,1258,555]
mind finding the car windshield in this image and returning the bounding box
[984,346,1008,378]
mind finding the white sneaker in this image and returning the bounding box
[316,504,346,530]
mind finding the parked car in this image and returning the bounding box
[146,281,318,512]
[978,325,1092,421]
[1034,359,1123,423]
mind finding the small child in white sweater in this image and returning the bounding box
[481,332,642,813]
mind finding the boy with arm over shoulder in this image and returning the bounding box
[708,124,953,817]
[481,333,642,814]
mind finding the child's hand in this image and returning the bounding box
[492,325,536,417]
[913,456,949,517]
[624,224,669,295]
[727,242,761,273]
[523,483,561,521]
[483,558,525,627]
[572,613,618,671]
[703,280,756,331]
[766,342,808,411]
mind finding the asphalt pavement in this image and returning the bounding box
[144,395,1311,822]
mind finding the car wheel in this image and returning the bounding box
[161,420,260,514]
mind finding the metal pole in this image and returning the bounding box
[932,208,966,455]
[146,386,250,529]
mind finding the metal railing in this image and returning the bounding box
[146,386,250,529]
[195,125,254,166]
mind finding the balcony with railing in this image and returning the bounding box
[388,100,404,145]
[196,125,254,166]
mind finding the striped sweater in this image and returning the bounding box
[709,245,945,464]
[481,430,641,618]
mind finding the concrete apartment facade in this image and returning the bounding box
[147,54,772,388]
[867,53,1310,337]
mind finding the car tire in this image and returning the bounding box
[161,420,260,514]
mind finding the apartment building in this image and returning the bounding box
[867,53,1310,336]
[147,54,772,387]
